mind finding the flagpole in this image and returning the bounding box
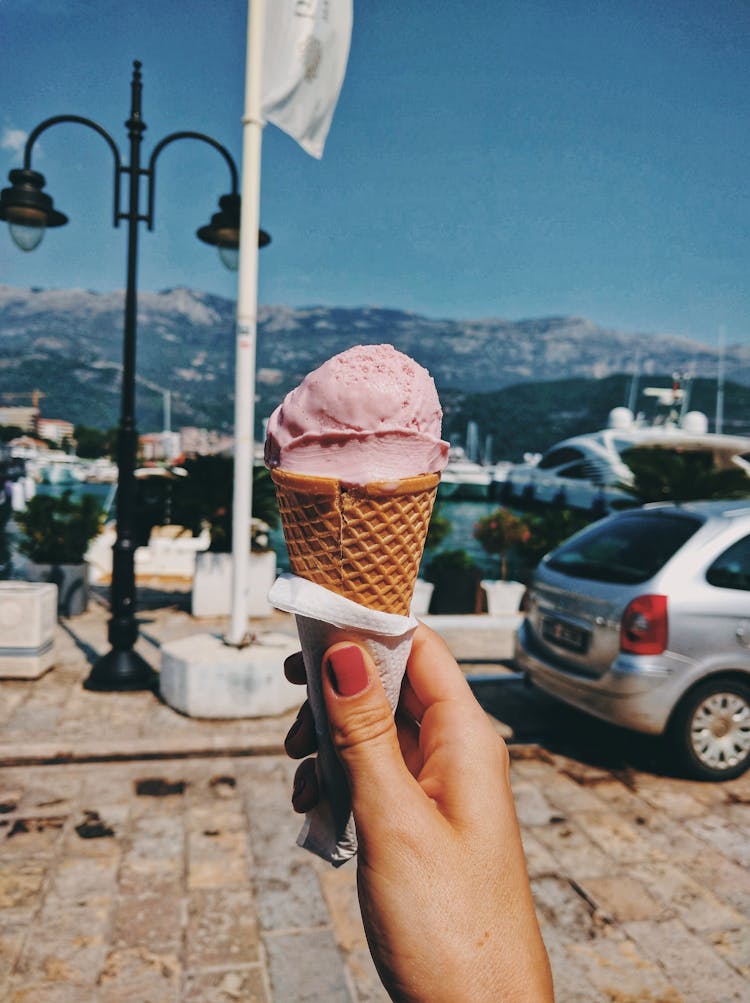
[226,0,266,647]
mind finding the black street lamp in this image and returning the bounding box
[0,60,270,691]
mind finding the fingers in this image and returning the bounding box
[399,673,426,726]
[321,641,421,829]
[406,623,475,710]
[291,758,318,813]
[284,650,306,685]
[395,711,422,777]
[284,701,316,759]
[405,623,511,826]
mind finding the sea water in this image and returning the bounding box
[267,498,500,577]
[6,482,502,581]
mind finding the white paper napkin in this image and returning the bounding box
[269,573,417,865]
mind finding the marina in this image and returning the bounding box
[503,379,750,515]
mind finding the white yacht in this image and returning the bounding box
[503,394,750,514]
[438,447,494,500]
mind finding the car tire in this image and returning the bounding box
[669,677,750,781]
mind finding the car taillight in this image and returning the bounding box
[620,594,668,655]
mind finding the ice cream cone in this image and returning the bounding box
[270,468,439,615]
[265,344,447,864]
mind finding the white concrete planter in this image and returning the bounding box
[480,579,526,615]
[192,550,277,618]
[0,582,57,678]
[411,579,434,615]
[160,630,301,718]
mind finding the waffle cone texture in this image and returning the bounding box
[271,468,440,615]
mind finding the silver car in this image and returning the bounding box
[515,501,750,780]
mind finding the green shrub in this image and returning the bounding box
[425,504,452,552]
[170,457,279,553]
[473,507,530,580]
[424,548,483,614]
[622,446,750,503]
[17,491,102,564]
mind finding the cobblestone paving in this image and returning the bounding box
[1,598,749,1001]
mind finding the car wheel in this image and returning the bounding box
[670,678,750,781]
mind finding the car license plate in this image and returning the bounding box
[542,617,589,653]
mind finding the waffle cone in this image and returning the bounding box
[271,468,440,615]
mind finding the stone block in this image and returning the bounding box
[420,612,520,660]
[0,583,57,679]
[624,917,750,1001]
[183,968,269,1003]
[569,936,682,1002]
[9,982,101,1002]
[160,631,300,718]
[98,946,180,1003]
[0,860,48,911]
[185,887,260,968]
[264,929,353,1003]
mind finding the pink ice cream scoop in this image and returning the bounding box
[264,344,449,484]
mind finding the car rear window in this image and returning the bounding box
[546,511,703,584]
[706,535,750,591]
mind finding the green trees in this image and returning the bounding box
[16,491,103,564]
[74,425,117,459]
[170,456,279,552]
[473,508,530,581]
[622,447,750,504]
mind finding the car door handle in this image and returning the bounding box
[736,622,750,647]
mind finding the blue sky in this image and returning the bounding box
[1,0,749,344]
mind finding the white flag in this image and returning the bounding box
[261,0,352,158]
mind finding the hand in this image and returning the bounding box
[284,623,554,1003]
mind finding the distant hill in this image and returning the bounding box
[0,284,745,458]
[442,374,750,462]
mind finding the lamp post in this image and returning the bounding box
[0,60,270,691]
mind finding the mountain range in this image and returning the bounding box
[1,284,746,459]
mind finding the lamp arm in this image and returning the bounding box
[145,131,239,230]
[23,115,123,227]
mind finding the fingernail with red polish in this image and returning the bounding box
[327,645,369,696]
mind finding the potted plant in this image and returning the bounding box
[16,490,103,616]
[412,504,453,614]
[473,507,529,614]
[423,548,483,614]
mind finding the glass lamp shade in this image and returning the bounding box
[6,205,47,252]
[218,245,239,271]
[9,221,46,252]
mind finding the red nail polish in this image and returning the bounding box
[327,645,369,696]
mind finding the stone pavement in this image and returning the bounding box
[1,590,750,1001]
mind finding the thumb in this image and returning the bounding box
[322,642,415,826]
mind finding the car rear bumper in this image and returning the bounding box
[514,619,678,735]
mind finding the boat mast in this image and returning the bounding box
[678,369,693,423]
[716,326,725,434]
[626,351,640,414]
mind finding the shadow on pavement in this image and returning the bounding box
[469,675,670,778]
[91,583,191,614]
[57,618,100,668]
